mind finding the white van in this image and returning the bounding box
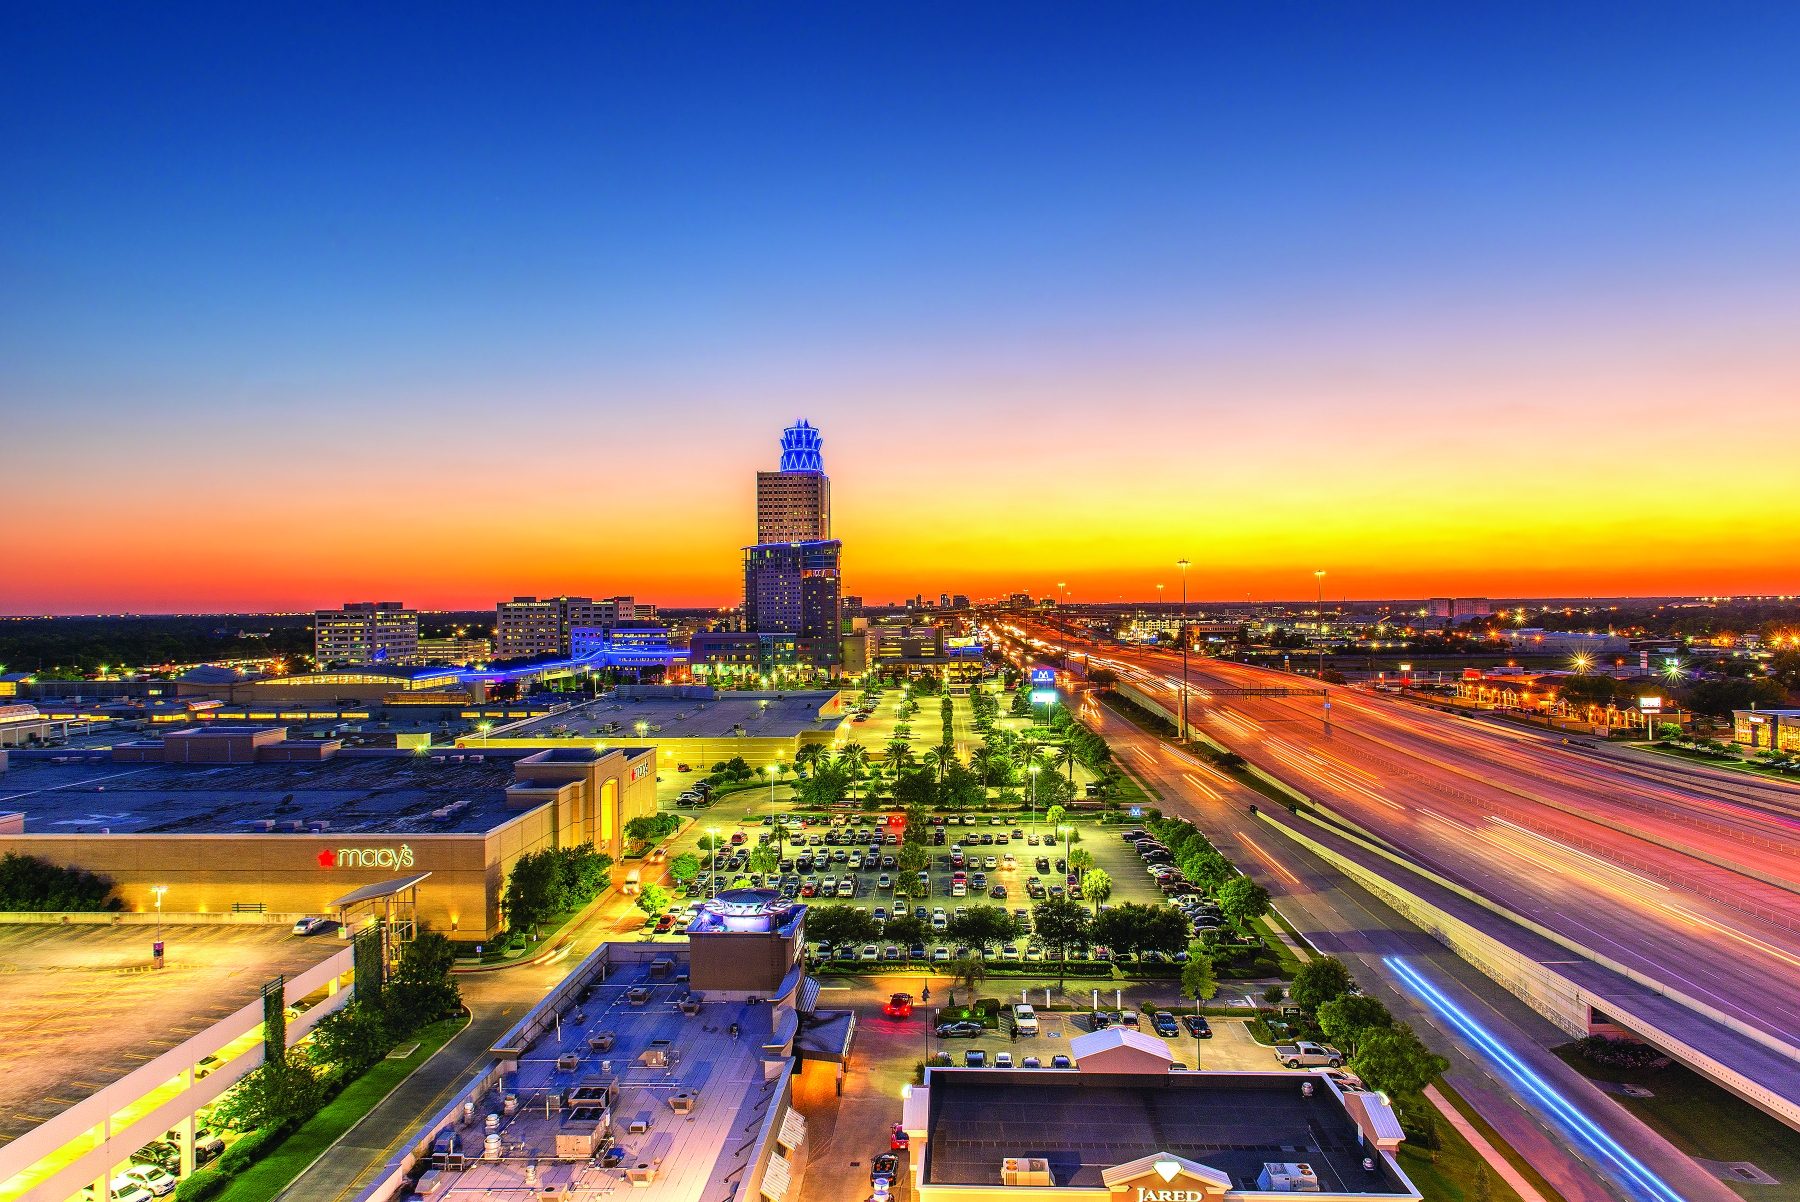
[622,868,641,896]
[1012,1004,1039,1035]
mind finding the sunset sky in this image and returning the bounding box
[4,4,1798,612]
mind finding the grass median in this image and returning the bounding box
[213,1015,469,1202]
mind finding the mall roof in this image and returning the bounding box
[0,752,601,836]
[503,691,841,741]
[919,1070,1415,1195]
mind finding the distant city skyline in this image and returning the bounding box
[5,5,1799,611]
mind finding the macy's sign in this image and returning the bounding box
[318,844,415,869]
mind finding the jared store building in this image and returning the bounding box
[0,727,657,942]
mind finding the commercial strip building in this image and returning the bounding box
[315,602,420,667]
[1733,708,1800,752]
[902,1028,1417,1202]
[357,889,853,1202]
[0,735,656,943]
[1499,629,1630,658]
[456,688,846,771]
[0,924,354,1202]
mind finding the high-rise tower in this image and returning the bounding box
[756,419,831,543]
[740,420,841,669]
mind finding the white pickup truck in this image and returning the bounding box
[1273,1041,1343,1069]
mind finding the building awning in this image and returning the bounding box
[329,873,432,910]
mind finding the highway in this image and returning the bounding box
[1002,619,1800,1067]
[1064,687,1742,1202]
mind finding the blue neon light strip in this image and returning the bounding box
[1382,956,1687,1202]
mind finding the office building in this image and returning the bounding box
[1453,597,1491,617]
[417,636,492,665]
[568,625,690,675]
[1427,598,1454,618]
[314,602,419,667]
[756,419,831,542]
[742,541,843,664]
[496,595,644,659]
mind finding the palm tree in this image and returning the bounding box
[1052,743,1076,784]
[923,745,952,785]
[795,743,825,777]
[887,742,916,773]
[837,742,868,800]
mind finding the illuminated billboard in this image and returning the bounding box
[1029,667,1056,686]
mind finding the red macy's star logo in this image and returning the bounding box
[317,849,337,867]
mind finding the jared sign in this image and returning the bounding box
[1136,1192,1207,1202]
[318,844,416,869]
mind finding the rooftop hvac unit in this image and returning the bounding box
[1001,1158,1054,1187]
[1258,1163,1320,1192]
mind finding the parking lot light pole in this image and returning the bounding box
[706,827,721,898]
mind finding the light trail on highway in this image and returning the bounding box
[1001,618,1800,1056]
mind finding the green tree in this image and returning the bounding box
[635,884,671,920]
[385,931,462,1033]
[1217,877,1272,930]
[946,905,1019,955]
[806,904,880,950]
[0,851,121,911]
[747,842,780,876]
[667,852,702,884]
[1043,804,1066,831]
[211,1059,324,1131]
[305,1002,394,1074]
[502,851,558,935]
[952,952,987,998]
[1181,951,1217,1015]
[1030,896,1090,985]
[884,914,930,947]
[1317,994,1394,1056]
[898,842,930,874]
[1080,867,1112,913]
[624,815,665,847]
[1068,847,1094,875]
[1291,956,1355,1012]
[1351,1023,1449,1098]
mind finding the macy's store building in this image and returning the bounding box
[0,732,657,944]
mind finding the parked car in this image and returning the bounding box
[1051,1055,1072,1068]
[1275,1041,1343,1069]
[870,1152,900,1188]
[1152,1011,1180,1037]
[964,1049,987,1067]
[1181,1014,1213,1037]
[117,1166,176,1198]
[1022,1056,1041,1068]
[936,1021,984,1039]
[995,1051,1014,1067]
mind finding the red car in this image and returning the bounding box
[653,913,676,934]
[889,1123,910,1150]
[883,993,913,1018]
[730,831,747,845]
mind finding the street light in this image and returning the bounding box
[1176,559,1191,741]
[478,722,492,747]
[151,885,167,969]
[1314,571,1326,680]
[706,827,721,898]
[1028,763,1041,832]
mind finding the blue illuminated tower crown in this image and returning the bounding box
[778,420,824,473]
